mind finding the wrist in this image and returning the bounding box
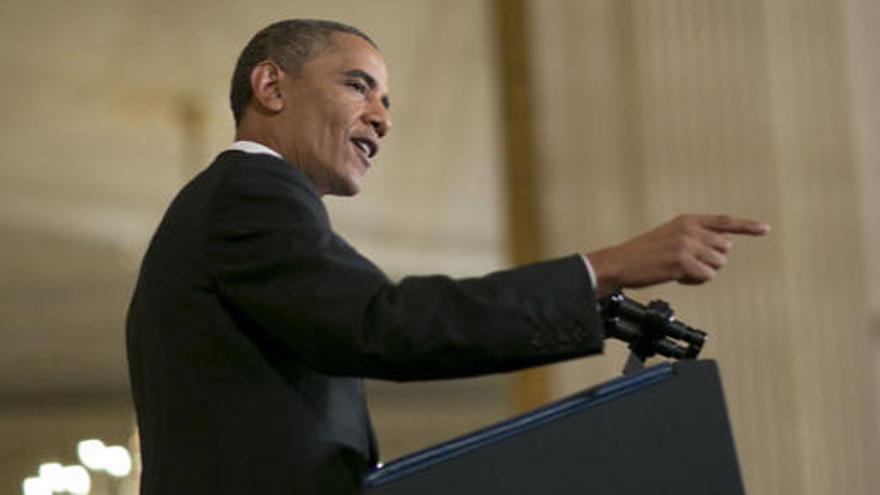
[585,248,622,298]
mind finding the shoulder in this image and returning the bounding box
[214,151,320,199]
[207,150,329,228]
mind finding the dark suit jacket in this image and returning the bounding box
[126,150,605,494]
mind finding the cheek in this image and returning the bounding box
[332,98,363,128]
[310,95,362,155]
[332,113,359,152]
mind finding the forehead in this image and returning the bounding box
[305,32,389,90]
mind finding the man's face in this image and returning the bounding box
[276,33,391,196]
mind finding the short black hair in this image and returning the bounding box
[230,19,377,126]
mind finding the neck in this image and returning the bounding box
[234,119,324,195]
[235,121,275,149]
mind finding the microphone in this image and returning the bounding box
[599,291,707,361]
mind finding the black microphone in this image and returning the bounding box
[599,291,707,360]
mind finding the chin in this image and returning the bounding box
[344,180,363,196]
[334,187,360,197]
[337,167,365,196]
[326,177,362,197]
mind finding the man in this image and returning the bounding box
[126,19,768,495]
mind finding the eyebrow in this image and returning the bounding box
[343,69,390,109]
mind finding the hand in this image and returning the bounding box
[586,214,769,297]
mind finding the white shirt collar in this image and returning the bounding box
[229,140,283,160]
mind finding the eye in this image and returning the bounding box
[347,80,368,95]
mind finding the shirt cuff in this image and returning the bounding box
[579,254,598,290]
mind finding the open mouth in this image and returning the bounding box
[351,137,378,159]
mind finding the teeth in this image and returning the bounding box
[354,140,370,156]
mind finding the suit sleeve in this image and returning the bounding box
[205,162,604,381]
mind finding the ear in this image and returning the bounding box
[249,61,285,113]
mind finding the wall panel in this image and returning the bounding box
[526,0,879,493]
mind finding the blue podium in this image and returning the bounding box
[364,360,744,494]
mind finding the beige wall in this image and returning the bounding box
[1,0,879,493]
[528,0,879,493]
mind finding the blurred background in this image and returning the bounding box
[1,0,879,493]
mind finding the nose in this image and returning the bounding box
[365,99,391,139]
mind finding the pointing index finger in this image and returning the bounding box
[703,214,770,236]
